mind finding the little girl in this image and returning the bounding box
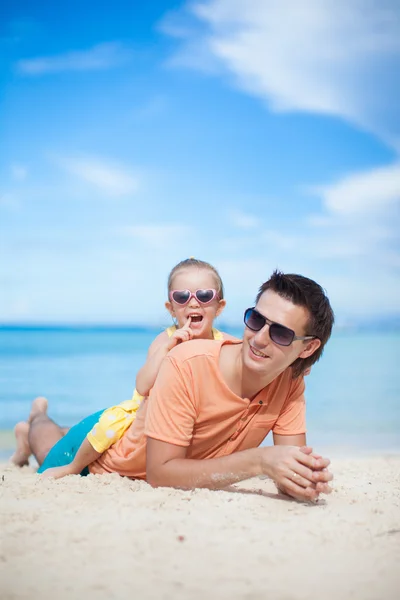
[38,257,232,478]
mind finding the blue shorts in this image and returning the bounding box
[37,409,105,475]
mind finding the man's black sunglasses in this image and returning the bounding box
[244,307,318,347]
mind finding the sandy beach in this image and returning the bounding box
[1,455,399,600]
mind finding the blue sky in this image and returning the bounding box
[1,0,399,326]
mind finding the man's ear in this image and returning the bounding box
[165,301,174,318]
[298,338,321,359]
[216,299,226,317]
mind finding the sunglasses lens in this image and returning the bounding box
[244,308,265,331]
[196,289,215,304]
[269,323,294,346]
[172,290,191,305]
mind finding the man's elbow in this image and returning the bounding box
[146,463,169,488]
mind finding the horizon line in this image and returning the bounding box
[1,322,399,333]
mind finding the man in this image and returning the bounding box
[26,271,334,501]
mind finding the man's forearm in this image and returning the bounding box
[146,440,333,501]
[147,447,263,490]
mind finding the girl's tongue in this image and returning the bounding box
[189,315,203,330]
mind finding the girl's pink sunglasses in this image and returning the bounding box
[169,289,219,306]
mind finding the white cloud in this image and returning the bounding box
[217,159,400,320]
[318,272,400,318]
[313,163,400,215]
[301,163,400,263]
[59,156,139,197]
[158,0,400,318]
[10,163,28,181]
[16,42,131,75]
[163,0,400,148]
[228,208,259,229]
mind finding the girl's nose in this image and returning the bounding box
[188,295,200,307]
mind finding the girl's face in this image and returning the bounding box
[165,268,226,339]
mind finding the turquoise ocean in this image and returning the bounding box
[1,326,399,457]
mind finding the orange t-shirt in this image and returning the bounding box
[89,339,306,478]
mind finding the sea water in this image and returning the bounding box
[1,326,399,455]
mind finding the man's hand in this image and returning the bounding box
[260,445,333,502]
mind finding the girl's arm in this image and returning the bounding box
[136,319,192,396]
[40,438,101,479]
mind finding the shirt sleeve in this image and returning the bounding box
[272,376,306,435]
[144,355,196,447]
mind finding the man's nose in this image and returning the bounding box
[253,324,271,346]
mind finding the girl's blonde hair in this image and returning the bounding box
[167,258,224,299]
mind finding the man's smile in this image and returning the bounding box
[249,345,269,359]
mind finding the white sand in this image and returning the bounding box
[1,456,399,600]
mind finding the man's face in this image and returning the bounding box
[242,290,316,378]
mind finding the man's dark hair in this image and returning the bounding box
[256,270,334,377]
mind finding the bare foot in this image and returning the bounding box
[10,422,31,466]
[28,396,48,424]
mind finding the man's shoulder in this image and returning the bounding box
[265,368,304,396]
[167,338,241,363]
[167,339,222,362]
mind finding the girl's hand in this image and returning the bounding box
[40,464,77,480]
[166,317,193,350]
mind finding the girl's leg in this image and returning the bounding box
[28,397,65,466]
